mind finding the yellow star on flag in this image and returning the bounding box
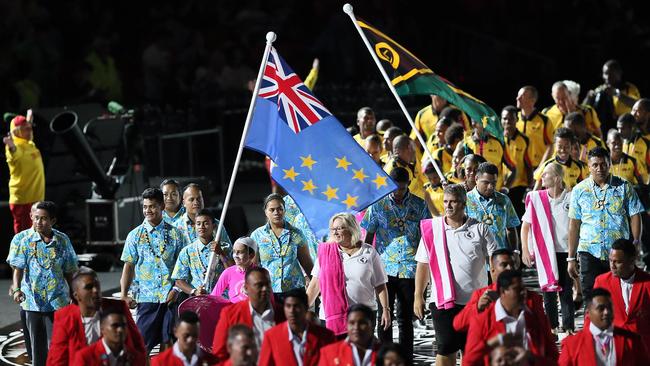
[322,185,339,201]
[300,155,317,170]
[342,194,359,209]
[283,167,300,182]
[301,179,318,194]
[352,168,368,183]
[372,174,388,189]
[335,156,352,171]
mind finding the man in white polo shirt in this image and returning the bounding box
[414,184,497,366]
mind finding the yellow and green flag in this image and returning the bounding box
[357,19,503,142]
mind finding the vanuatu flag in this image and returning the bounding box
[357,19,503,142]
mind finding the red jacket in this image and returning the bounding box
[463,302,558,366]
[258,322,336,366]
[211,299,285,363]
[593,268,650,351]
[559,326,649,365]
[317,339,380,366]
[453,283,550,333]
[71,339,147,366]
[151,347,219,366]
[47,298,145,366]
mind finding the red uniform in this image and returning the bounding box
[151,347,219,366]
[453,283,549,332]
[463,302,558,366]
[593,268,650,351]
[47,298,145,366]
[71,339,147,366]
[559,326,648,365]
[211,299,285,363]
[258,321,336,366]
[318,339,381,366]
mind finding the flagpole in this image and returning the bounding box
[342,4,447,184]
[203,31,277,286]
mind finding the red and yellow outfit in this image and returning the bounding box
[516,110,553,168]
[504,131,533,188]
[462,134,515,190]
[624,133,650,184]
[423,183,444,217]
[611,153,642,185]
[383,156,426,199]
[544,104,602,137]
[576,133,604,163]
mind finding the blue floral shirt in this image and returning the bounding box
[569,175,644,260]
[6,228,78,312]
[121,220,188,303]
[283,195,320,260]
[251,222,308,292]
[173,212,198,243]
[360,193,430,278]
[171,238,232,290]
[163,206,186,226]
[465,189,521,249]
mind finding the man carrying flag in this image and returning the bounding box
[244,46,397,238]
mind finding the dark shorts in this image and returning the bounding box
[136,302,174,352]
[430,303,467,355]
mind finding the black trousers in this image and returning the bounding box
[578,252,610,307]
[378,276,415,361]
[542,252,575,330]
[509,186,528,219]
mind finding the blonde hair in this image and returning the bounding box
[328,212,361,245]
[544,162,565,188]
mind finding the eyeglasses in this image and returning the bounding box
[329,226,347,233]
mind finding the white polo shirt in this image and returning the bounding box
[521,190,571,253]
[415,217,496,305]
[312,243,388,318]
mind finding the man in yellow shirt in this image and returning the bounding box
[352,107,378,146]
[618,112,650,184]
[502,106,533,217]
[432,123,465,175]
[584,60,640,131]
[3,113,45,233]
[410,95,448,150]
[461,119,515,191]
[534,128,588,190]
[564,111,604,163]
[516,85,554,168]
[607,129,642,184]
[384,135,426,199]
[544,81,602,137]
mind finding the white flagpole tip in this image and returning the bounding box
[342,3,353,14]
[266,32,277,42]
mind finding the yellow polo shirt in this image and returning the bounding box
[516,110,553,168]
[432,147,453,175]
[463,134,514,190]
[424,183,444,216]
[624,134,650,184]
[611,154,640,185]
[614,83,641,117]
[504,131,533,188]
[534,156,587,189]
[576,134,604,163]
[383,157,426,199]
[543,104,602,136]
[410,105,439,142]
[6,136,45,204]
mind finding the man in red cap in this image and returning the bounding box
[3,110,45,233]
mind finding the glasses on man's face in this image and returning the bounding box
[329,227,347,233]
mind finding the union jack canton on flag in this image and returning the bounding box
[245,47,397,238]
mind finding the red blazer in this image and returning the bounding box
[258,322,336,366]
[453,283,550,333]
[317,339,380,366]
[593,268,650,350]
[47,298,145,366]
[211,299,285,363]
[151,347,219,366]
[559,326,649,365]
[71,339,147,366]
[463,302,558,366]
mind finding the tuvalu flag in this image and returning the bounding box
[245,47,397,238]
[356,19,503,142]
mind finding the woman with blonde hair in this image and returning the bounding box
[306,212,391,337]
[521,162,575,334]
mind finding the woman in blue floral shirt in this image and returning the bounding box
[250,193,313,303]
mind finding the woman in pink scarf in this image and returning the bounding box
[306,213,391,336]
[210,237,257,302]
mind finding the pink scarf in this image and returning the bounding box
[525,190,561,292]
[420,217,456,309]
[318,242,349,335]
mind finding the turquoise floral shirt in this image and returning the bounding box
[283,195,320,260]
[569,175,644,260]
[171,238,232,290]
[173,212,198,243]
[121,220,188,303]
[163,206,186,226]
[360,193,430,278]
[251,222,308,292]
[465,189,521,249]
[7,228,78,312]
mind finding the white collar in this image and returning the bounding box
[620,272,636,284]
[102,339,125,359]
[494,299,526,322]
[589,322,614,338]
[249,302,274,319]
[172,342,201,365]
[287,324,308,343]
